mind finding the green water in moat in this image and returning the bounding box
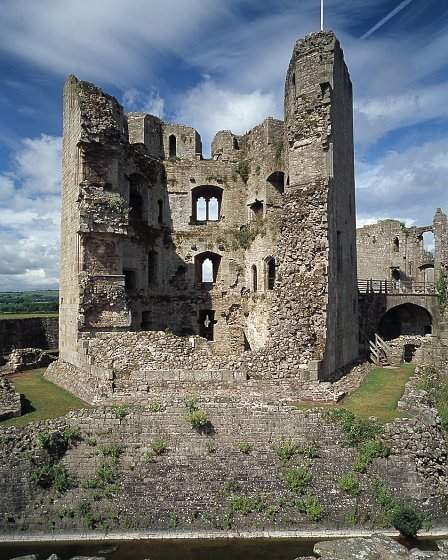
[0,537,439,560]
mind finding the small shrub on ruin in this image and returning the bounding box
[354,440,390,473]
[328,408,381,447]
[96,464,117,485]
[100,443,124,463]
[169,512,178,529]
[37,426,82,457]
[273,439,300,464]
[150,438,168,456]
[187,409,209,430]
[301,441,320,459]
[296,494,324,521]
[238,442,252,454]
[391,504,423,538]
[112,405,128,421]
[206,441,217,454]
[31,463,73,493]
[223,481,241,495]
[230,495,267,516]
[284,466,312,494]
[236,160,250,182]
[86,436,97,447]
[338,473,361,496]
[148,401,165,413]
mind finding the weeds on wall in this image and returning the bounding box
[417,367,448,431]
[112,405,129,421]
[185,396,210,432]
[236,160,250,182]
[31,463,73,493]
[437,270,448,310]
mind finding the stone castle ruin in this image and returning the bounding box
[46,30,447,403]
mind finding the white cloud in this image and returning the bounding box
[122,88,165,118]
[0,134,61,291]
[356,140,448,226]
[176,79,279,155]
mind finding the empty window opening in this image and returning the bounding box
[129,191,143,222]
[252,265,258,292]
[391,268,400,282]
[265,257,276,290]
[123,269,137,292]
[250,200,264,221]
[169,134,177,158]
[195,252,221,284]
[199,310,215,341]
[202,258,213,282]
[403,344,417,363]
[393,236,400,252]
[141,310,152,331]
[292,73,296,90]
[148,251,158,286]
[157,200,163,224]
[208,197,219,220]
[267,171,285,194]
[423,231,435,254]
[192,186,223,222]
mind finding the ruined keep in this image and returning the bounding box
[49,31,359,403]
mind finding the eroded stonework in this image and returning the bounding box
[51,31,359,402]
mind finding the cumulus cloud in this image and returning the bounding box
[176,79,279,155]
[122,88,165,118]
[0,134,61,291]
[356,140,448,226]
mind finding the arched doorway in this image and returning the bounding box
[378,303,432,341]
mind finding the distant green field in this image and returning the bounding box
[0,290,58,315]
[0,369,89,427]
[0,312,58,320]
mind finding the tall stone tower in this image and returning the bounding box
[280,31,358,378]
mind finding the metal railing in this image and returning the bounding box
[358,279,436,295]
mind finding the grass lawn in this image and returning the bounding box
[297,364,416,423]
[0,369,89,427]
[0,313,58,320]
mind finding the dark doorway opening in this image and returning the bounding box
[403,344,417,363]
[378,303,432,341]
[199,310,215,341]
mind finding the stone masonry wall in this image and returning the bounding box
[0,317,58,355]
[0,397,446,535]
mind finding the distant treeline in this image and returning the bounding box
[0,290,59,314]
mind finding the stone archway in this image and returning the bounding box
[378,303,432,341]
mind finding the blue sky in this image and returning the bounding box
[0,0,447,290]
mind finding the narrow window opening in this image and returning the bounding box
[123,269,137,292]
[199,310,215,341]
[391,268,401,281]
[129,191,143,222]
[157,200,163,225]
[393,236,400,252]
[142,310,152,331]
[202,258,213,283]
[169,134,177,158]
[252,265,258,292]
[265,257,276,290]
[208,197,219,221]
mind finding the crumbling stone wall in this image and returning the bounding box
[0,317,58,355]
[55,31,359,402]
[0,378,21,420]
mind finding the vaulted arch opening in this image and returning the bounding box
[267,171,285,194]
[378,303,432,341]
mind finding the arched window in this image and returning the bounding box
[393,237,400,252]
[192,186,223,223]
[267,171,285,194]
[252,265,258,292]
[265,257,276,290]
[195,252,221,284]
[157,200,163,225]
[169,134,177,158]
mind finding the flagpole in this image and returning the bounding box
[321,0,324,30]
